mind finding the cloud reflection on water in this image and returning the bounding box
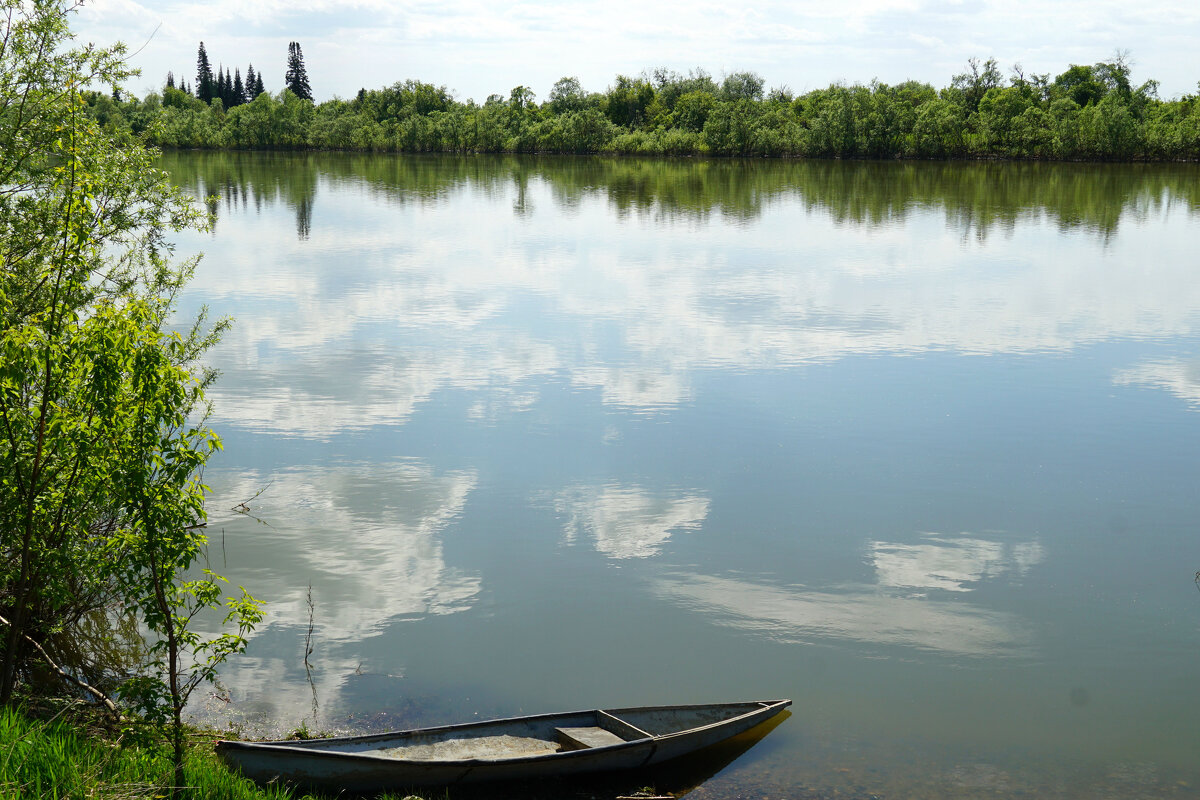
[220,462,480,632]
[1113,357,1200,410]
[657,532,1042,657]
[168,157,1200,437]
[654,573,1030,658]
[871,533,1045,593]
[556,484,710,559]
[195,462,479,730]
[205,333,560,437]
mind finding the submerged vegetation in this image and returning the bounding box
[90,57,1200,160]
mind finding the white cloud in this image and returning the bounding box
[74,0,1200,101]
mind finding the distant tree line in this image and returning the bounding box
[86,56,1200,160]
[159,40,309,112]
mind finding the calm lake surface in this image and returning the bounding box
[162,152,1200,798]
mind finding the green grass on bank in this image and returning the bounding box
[0,703,287,799]
[0,706,427,800]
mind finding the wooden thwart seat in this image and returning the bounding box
[555,710,654,751]
[555,726,626,750]
[597,710,652,740]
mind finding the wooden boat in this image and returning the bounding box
[215,699,791,792]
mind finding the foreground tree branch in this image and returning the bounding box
[0,3,263,793]
[0,611,119,715]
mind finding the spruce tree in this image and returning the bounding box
[232,68,245,106]
[284,41,312,100]
[166,70,175,90]
[254,71,265,97]
[246,64,257,100]
[196,41,214,103]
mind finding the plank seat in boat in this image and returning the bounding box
[555,726,626,749]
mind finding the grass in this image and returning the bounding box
[0,705,429,800]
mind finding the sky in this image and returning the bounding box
[73,0,1200,103]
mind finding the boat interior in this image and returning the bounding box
[374,710,654,761]
[277,701,778,761]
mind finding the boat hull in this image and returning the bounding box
[215,700,791,791]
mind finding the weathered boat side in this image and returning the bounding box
[638,702,790,765]
[215,699,790,791]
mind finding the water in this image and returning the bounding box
[162,152,1200,798]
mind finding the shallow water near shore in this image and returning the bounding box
[164,152,1200,798]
